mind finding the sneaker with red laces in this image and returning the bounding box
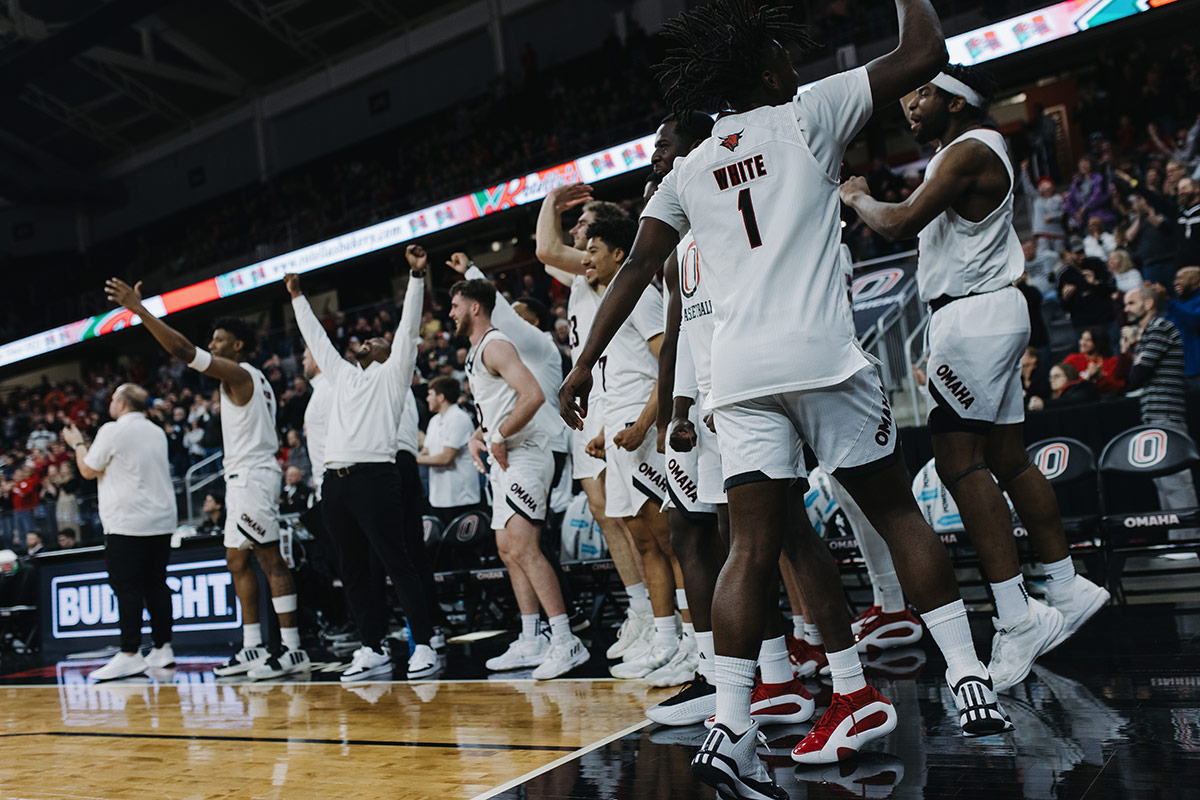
[791,685,898,765]
[854,609,924,654]
[705,677,816,729]
[787,637,828,679]
[849,605,881,637]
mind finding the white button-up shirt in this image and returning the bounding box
[84,412,177,536]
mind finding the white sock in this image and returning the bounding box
[675,588,689,613]
[921,599,982,685]
[758,635,793,685]
[876,570,906,613]
[804,622,823,646]
[626,583,652,615]
[243,623,262,649]
[280,627,301,651]
[695,631,716,681]
[653,615,678,649]
[1042,556,1077,603]
[521,613,540,641]
[548,613,571,644]
[683,621,696,638]
[826,644,867,695]
[714,655,757,734]
[872,582,886,609]
[990,574,1031,627]
[792,615,805,640]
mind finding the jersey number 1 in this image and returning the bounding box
[737,188,763,249]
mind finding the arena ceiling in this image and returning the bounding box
[0,0,475,204]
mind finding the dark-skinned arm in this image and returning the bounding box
[656,250,682,439]
[104,278,254,405]
[864,0,948,111]
[559,218,680,429]
[840,144,978,240]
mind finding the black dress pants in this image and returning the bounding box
[105,533,173,653]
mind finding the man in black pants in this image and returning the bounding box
[285,246,438,682]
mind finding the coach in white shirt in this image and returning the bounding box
[64,383,178,682]
[418,376,482,524]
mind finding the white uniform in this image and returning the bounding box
[467,328,553,530]
[425,405,482,509]
[601,283,667,518]
[567,275,607,480]
[304,372,331,500]
[918,128,1028,428]
[220,363,282,550]
[643,67,893,484]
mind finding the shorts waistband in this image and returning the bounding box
[929,287,1006,313]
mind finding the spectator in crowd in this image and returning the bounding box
[284,429,311,481]
[1046,362,1100,407]
[56,529,77,550]
[1166,266,1200,390]
[197,492,226,538]
[1021,346,1052,410]
[1022,239,1059,296]
[1083,216,1118,259]
[1064,327,1127,396]
[1107,249,1144,294]
[1116,171,1200,282]
[279,466,311,515]
[10,467,39,539]
[279,377,311,432]
[24,531,45,557]
[1059,254,1116,336]
[417,376,482,527]
[1065,156,1116,232]
[1127,193,1177,288]
[26,421,56,452]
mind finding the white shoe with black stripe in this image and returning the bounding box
[213,646,270,677]
[950,670,1015,737]
[247,648,312,680]
[691,721,788,800]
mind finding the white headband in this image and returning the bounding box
[930,72,985,109]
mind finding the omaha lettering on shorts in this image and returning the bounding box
[638,461,669,493]
[510,482,538,511]
[935,364,975,409]
[667,458,699,503]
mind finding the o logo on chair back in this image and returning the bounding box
[456,515,479,543]
[422,518,436,543]
[1128,429,1168,468]
[1035,443,1070,480]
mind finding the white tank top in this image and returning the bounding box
[467,329,545,447]
[567,275,605,417]
[916,128,1024,303]
[220,363,281,475]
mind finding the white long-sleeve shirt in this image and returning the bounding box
[292,274,424,467]
[304,372,331,498]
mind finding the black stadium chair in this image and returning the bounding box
[422,515,444,555]
[1026,437,1107,588]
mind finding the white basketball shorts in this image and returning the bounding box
[572,395,607,481]
[490,439,555,530]
[605,422,667,518]
[664,407,720,517]
[224,466,282,550]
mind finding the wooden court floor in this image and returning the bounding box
[0,670,671,800]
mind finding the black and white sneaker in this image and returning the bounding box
[341,645,394,683]
[691,721,788,800]
[569,608,591,633]
[646,673,717,726]
[950,670,1015,737]
[212,646,270,677]
[247,648,312,680]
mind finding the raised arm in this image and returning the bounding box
[105,278,254,405]
[453,254,555,361]
[864,0,948,111]
[535,184,593,274]
[388,245,429,381]
[285,273,352,383]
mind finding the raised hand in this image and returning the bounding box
[549,183,594,214]
[105,278,144,311]
[445,252,471,274]
[284,273,302,298]
[406,244,429,272]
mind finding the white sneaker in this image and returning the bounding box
[1044,576,1109,648]
[90,651,147,682]
[407,644,440,679]
[691,721,787,800]
[643,635,697,687]
[485,635,548,672]
[531,634,589,680]
[248,648,312,680]
[611,638,678,679]
[340,646,393,683]
[607,611,651,660]
[987,598,1066,693]
[213,646,270,677]
[949,669,1015,737]
[645,673,717,726]
[144,643,175,669]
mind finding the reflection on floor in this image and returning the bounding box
[1,604,1198,799]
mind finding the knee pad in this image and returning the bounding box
[941,463,989,491]
[996,455,1034,487]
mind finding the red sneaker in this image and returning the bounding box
[850,605,881,637]
[791,685,898,765]
[854,609,924,654]
[787,637,828,679]
[704,676,816,728]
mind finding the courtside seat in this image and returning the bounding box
[1026,437,1103,546]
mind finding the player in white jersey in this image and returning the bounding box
[535,191,655,661]
[561,2,1010,794]
[840,62,1109,693]
[103,279,308,680]
[449,278,588,680]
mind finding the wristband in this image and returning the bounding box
[489,429,506,446]
[188,348,213,372]
[410,269,426,278]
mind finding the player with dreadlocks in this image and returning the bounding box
[561,2,1013,797]
[841,63,1110,695]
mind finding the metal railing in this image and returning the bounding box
[183,450,225,522]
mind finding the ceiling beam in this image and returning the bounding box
[84,45,242,96]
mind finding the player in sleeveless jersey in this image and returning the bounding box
[104,278,308,680]
[840,63,1110,693]
[561,2,1010,794]
[450,279,588,680]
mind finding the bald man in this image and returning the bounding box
[1166,266,1200,391]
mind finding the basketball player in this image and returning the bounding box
[839,62,1110,692]
[561,1,1010,793]
[449,278,588,680]
[104,278,309,680]
[535,191,654,661]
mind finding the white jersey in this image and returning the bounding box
[916,128,1024,302]
[643,67,874,407]
[220,363,281,475]
[676,232,716,405]
[567,275,606,420]
[467,328,547,447]
[600,282,663,425]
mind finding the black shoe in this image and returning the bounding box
[569,608,591,633]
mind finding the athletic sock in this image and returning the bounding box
[826,645,867,695]
[548,613,571,644]
[653,615,678,649]
[675,588,689,614]
[695,631,716,681]
[683,621,696,638]
[792,615,805,641]
[876,570,906,613]
[520,613,540,641]
[626,583,652,615]
[990,574,1031,627]
[758,635,793,685]
[872,581,886,609]
[280,627,301,652]
[803,622,823,647]
[921,599,982,685]
[1042,556,1077,603]
[714,655,757,735]
[243,623,262,649]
